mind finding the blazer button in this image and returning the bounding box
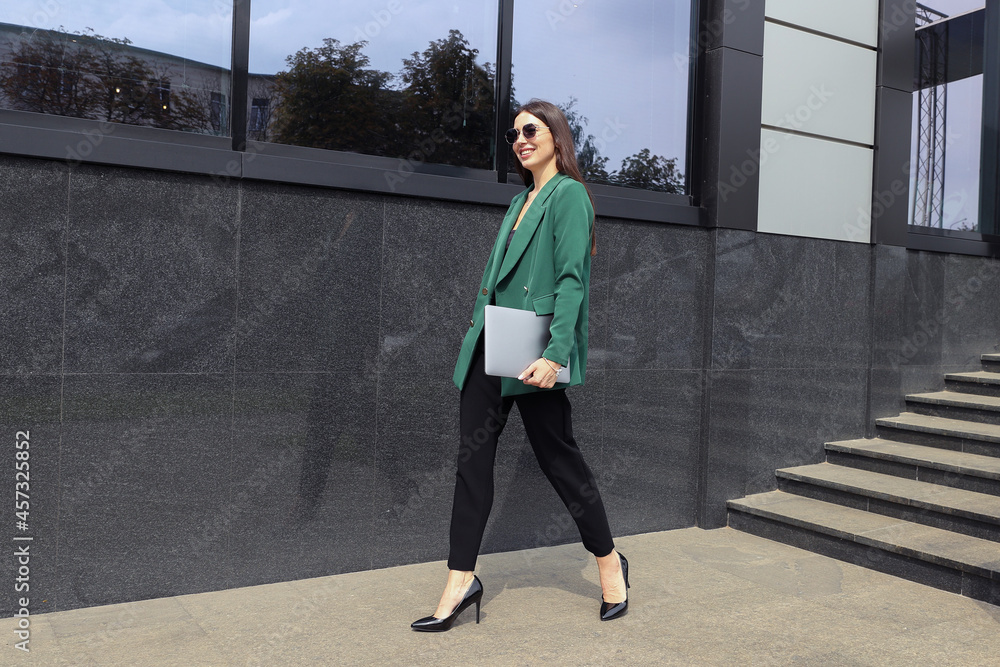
[470,320,474,328]
[482,288,489,296]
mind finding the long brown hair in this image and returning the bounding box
[512,99,597,256]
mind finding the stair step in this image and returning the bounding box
[946,371,1000,385]
[906,391,1000,426]
[945,371,1000,397]
[727,491,1000,600]
[776,463,1000,540]
[826,438,1000,494]
[875,413,1000,455]
[982,354,1000,373]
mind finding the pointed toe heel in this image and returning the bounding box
[411,575,484,632]
[599,552,629,621]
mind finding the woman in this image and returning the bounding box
[411,99,629,632]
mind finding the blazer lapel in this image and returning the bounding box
[485,189,527,290]
[496,174,567,285]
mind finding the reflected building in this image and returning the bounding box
[0,21,281,138]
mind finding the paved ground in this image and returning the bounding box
[3,527,999,666]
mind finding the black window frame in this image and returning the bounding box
[894,0,1000,256]
[0,0,702,226]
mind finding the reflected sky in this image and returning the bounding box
[919,0,985,18]
[940,75,982,232]
[512,0,691,174]
[0,1,232,69]
[909,74,983,231]
[250,0,497,76]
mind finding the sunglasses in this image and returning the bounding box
[505,123,550,144]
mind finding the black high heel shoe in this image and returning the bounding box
[411,575,484,632]
[599,552,629,621]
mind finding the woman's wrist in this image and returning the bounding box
[543,358,561,373]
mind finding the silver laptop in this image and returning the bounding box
[483,305,569,379]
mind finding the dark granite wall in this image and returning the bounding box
[3,153,998,614]
[870,245,1000,421]
[700,230,874,526]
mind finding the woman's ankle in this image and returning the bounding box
[448,570,474,587]
[596,550,619,566]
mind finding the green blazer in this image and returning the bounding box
[453,173,594,396]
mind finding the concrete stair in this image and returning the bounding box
[874,412,1000,456]
[826,438,1000,496]
[905,391,1000,425]
[728,352,1000,605]
[945,371,1000,397]
[982,353,1000,372]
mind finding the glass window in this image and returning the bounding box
[909,74,983,231]
[0,3,232,136]
[211,91,227,134]
[249,97,270,140]
[909,1,986,231]
[510,0,693,193]
[917,1,984,17]
[249,1,497,170]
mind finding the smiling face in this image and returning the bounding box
[512,111,557,176]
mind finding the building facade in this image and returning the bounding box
[1,0,998,614]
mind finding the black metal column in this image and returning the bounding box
[231,0,252,152]
[980,0,1000,235]
[870,0,916,246]
[495,0,515,182]
[697,0,765,231]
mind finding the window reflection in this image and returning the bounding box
[0,1,697,192]
[909,2,986,230]
[248,1,497,170]
[511,0,693,194]
[0,4,232,136]
[918,1,985,17]
[910,74,983,231]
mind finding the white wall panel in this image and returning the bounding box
[761,23,877,146]
[757,129,874,243]
[765,0,879,46]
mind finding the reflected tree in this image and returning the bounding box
[0,29,98,118]
[91,37,155,125]
[560,98,609,183]
[271,39,394,154]
[400,29,494,169]
[266,30,495,165]
[89,34,209,131]
[0,28,213,132]
[610,148,683,193]
[509,97,683,193]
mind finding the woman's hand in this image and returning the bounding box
[518,358,562,388]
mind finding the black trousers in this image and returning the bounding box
[447,344,616,571]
